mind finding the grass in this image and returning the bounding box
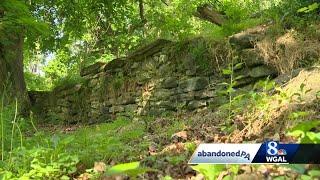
[0,114,191,178]
[25,118,149,166]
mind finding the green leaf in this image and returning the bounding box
[235,75,245,80]
[228,165,239,175]
[218,82,230,86]
[283,164,306,174]
[222,69,232,75]
[297,7,309,13]
[234,62,244,69]
[298,3,319,13]
[301,174,312,180]
[105,162,155,177]
[287,130,304,138]
[227,87,235,93]
[316,91,320,99]
[307,3,319,12]
[291,93,301,98]
[300,83,306,91]
[191,164,225,180]
[0,171,13,180]
[223,175,232,180]
[273,176,286,180]
[289,120,320,132]
[106,162,140,175]
[60,175,70,180]
[162,175,173,180]
[306,132,320,143]
[305,88,312,94]
[308,170,320,177]
[288,111,309,120]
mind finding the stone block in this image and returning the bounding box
[179,77,209,92]
[240,49,265,67]
[162,77,178,89]
[109,106,125,113]
[187,100,207,110]
[249,65,277,78]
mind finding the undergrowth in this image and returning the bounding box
[0,111,191,179]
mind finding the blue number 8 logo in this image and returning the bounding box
[267,141,278,156]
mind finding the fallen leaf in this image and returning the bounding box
[94,161,106,173]
[172,131,188,142]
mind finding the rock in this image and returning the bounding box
[186,69,197,76]
[152,89,175,100]
[283,67,320,102]
[240,49,265,67]
[118,95,136,105]
[80,62,106,77]
[104,58,126,72]
[193,90,216,100]
[109,106,125,113]
[162,77,178,89]
[208,96,228,109]
[56,99,69,107]
[234,76,256,87]
[147,107,168,116]
[88,78,99,88]
[54,84,83,98]
[128,39,172,60]
[155,101,176,111]
[124,104,138,112]
[174,93,194,102]
[179,77,209,92]
[229,25,268,49]
[89,72,107,79]
[131,62,140,69]
[100,106,109,114]
[249,65,277,78]
[187,100,207,110]
[158,54,168,63]
[91,101,101,109]
[274,68,302,85]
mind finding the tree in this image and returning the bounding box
[0,0,47,112]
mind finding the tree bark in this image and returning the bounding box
[195,4,226,26]
[0,32,30,113]
[138,0,147,24]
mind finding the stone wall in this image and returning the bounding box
[29,30,279,124]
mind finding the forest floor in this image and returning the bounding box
[32,99,319,179]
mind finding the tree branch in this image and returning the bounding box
[195,4,226,26]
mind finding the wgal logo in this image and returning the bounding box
[265,141,287,163]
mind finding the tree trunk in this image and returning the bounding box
[0,33,30,113]
[195,4,226,26]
